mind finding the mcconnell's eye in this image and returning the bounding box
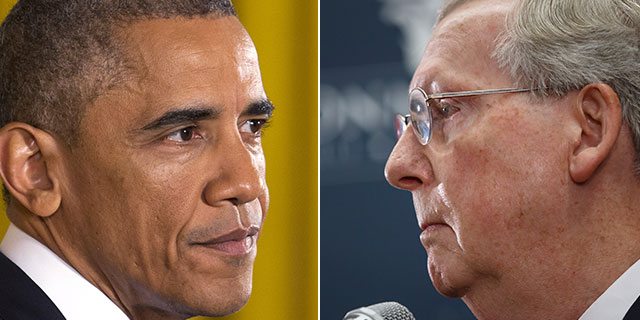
[239,119,271,137]
[165,126,201,142]
[440,103,460,118]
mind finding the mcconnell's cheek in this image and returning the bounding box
[435,183,454,211]
[441,107,480,145]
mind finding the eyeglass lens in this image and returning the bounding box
[395,114,408,141]
[408,88,432,145]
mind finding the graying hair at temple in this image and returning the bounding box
[438,0,640,171]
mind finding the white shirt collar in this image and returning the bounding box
[0,224,129,320]
[580,257,640,320]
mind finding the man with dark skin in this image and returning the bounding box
[0,1,273,319]
[386,0,640,318]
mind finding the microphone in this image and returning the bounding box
[343,301,415,320]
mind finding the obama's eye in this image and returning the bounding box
[239,119,271,137]
[165,126,202,142]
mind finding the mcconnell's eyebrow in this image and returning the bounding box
[242,99,275,118]
[141,107,220,131]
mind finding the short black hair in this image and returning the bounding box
[0,0,237,145]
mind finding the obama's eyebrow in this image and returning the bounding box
[140,107,221,131]
[242,99,275,118]
[138,99,274,132]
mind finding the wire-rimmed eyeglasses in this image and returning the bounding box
[396,87,537,145]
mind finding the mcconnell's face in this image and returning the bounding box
[55,16,271,319]
[385,0,581,306]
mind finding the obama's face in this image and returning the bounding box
[55,16,271,319]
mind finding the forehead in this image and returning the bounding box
[411,0,514,91]
[122,15,258,77]
[111,16,264,118]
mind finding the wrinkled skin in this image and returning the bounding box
[385,0,640,319]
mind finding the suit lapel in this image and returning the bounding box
[625,295,640,320]
[0,251,66,320]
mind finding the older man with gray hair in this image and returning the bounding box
[385,0,640,319]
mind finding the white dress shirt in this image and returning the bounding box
[580,257,640,320]
[0,224,129,320]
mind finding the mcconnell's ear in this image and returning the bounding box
[0,123,62,216]
[569,83,622,183]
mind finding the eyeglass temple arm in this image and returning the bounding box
[427,88,537,100]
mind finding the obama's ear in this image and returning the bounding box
[0,123,62,216]
[569,83,622,183]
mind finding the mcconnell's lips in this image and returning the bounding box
[419,222,449,249]
[419,220,449,231]
[422,223,448,231]
[416,204,450,232]
[193,226,260,256]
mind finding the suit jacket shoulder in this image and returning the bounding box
[0,252,65,320]
[625,295,640,320]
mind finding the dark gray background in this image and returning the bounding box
[320,0,475,319]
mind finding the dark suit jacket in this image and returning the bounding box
[0,251,65,320]
[626,296,640,320]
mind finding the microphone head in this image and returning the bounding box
[343,301,415,320]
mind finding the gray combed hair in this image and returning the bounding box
[494,0,640,167]
[438,0,640,169]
